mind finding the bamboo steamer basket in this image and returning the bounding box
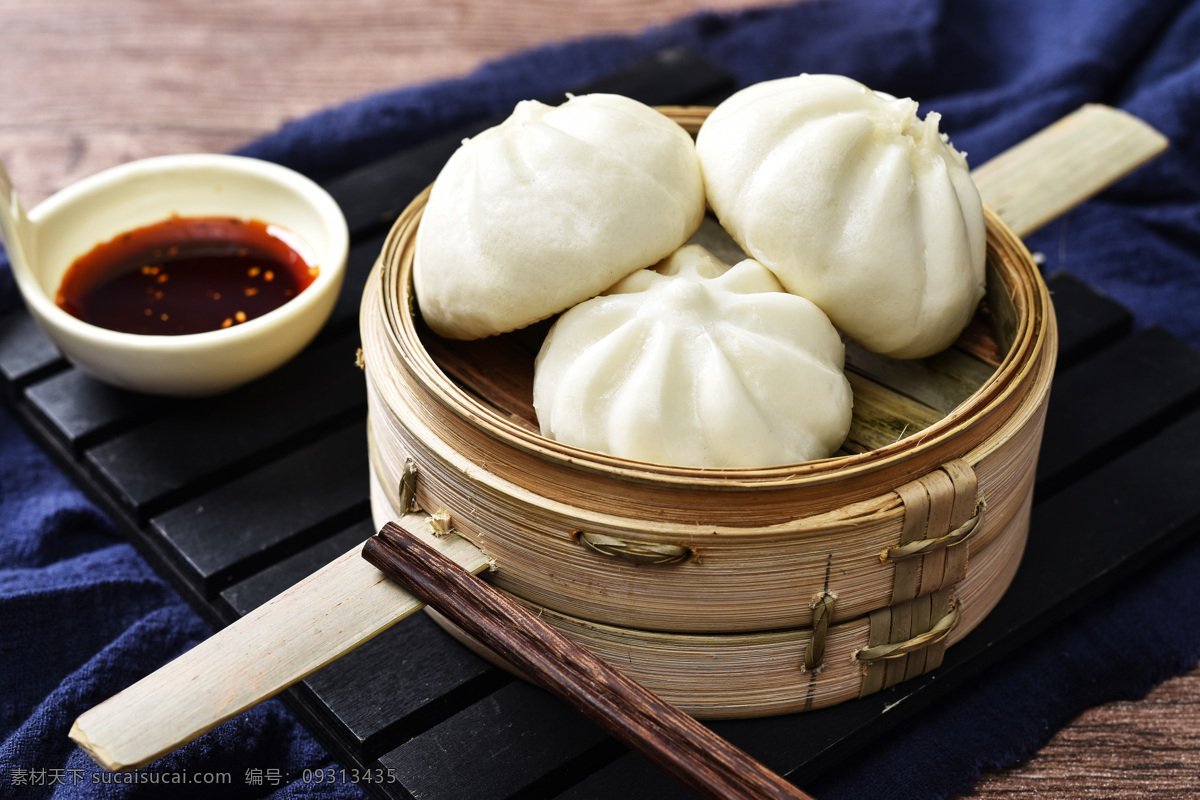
[358,107,1057,716]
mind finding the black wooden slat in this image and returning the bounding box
[1037,325,1200,497]
[0,310,64,387]
[1007,413,1200,605]
[150,420,370,595]
[300,616,506,761]
[85,329,365,516]
[326,231,389,332]
[554,753,678,800]
[219,519,375,615]
[25,369,175,453]
[379,681,612,800]
[220,520,503,760]
[323,121,490,241]
[1046,271,1134,371]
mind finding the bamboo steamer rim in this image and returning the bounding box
[374,106,1052,491]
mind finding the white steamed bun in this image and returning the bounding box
[414,93,706,340]
[533,245,853,468]
[696,74,987,359]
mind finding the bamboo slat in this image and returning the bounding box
[970,104,1168,239]
[68,517,492,770]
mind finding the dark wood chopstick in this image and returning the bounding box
[363,522,817,800]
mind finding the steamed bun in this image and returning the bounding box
[533,245,853,468]
[696,74,986,359]
[414,93,706,340]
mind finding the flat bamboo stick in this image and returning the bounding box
[69,514,491,771]
[970,104,1168,238]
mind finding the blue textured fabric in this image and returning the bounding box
[2,1,1199,798]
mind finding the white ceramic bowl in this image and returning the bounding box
[10,154,349,396]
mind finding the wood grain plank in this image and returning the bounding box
[965,668,1200,798]
[0,0,755,208]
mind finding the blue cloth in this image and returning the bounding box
[2,0,1199,798]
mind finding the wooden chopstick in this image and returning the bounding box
[363,521,817,800]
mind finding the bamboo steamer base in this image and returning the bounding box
[371,461,1031,717]
[358,106,1058,715]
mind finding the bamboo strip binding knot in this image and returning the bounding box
[577,532,693,565]
[397,457,419,514]
[880,501,986,562]
[889,459,980,605]
[804,592,837,671]
[854,600,961,663]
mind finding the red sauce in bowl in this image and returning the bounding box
[56,216,319,336]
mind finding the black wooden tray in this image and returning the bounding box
[3,50,1200,800]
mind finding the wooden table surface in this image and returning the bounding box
[1,1,1197,797]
